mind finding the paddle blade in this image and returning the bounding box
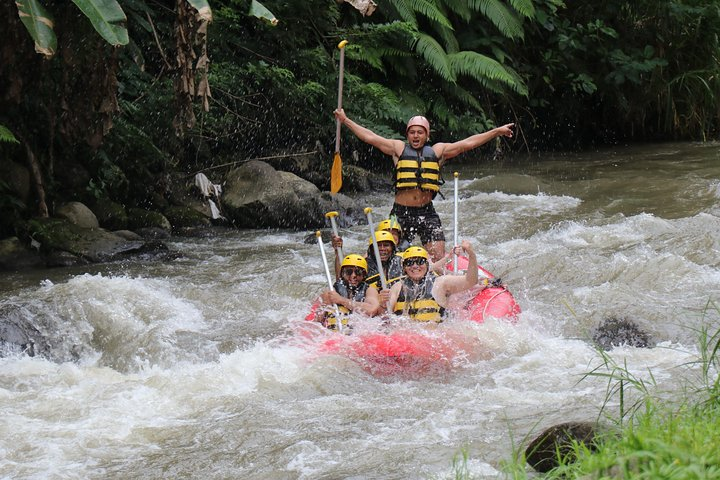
[331,152,342,193]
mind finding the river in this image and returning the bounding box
[1,141,719,479]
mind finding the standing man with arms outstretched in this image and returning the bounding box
[333,109,514,262]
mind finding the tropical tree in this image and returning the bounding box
[333,0,533,141]
[515,0,719,147]
[1,0,220,223]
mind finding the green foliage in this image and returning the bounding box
[403,0,453,28]
[507,0,536,19]
[0,125,19,144]
[450,446,471,479]
[14,0,131,56]
[517,0,719,147]
[3,0,719,232]
[532,400,720,479]
[330,0,531,143]
[248,0,276,25]
[606,47,668,86]
[684,301,720,403]
[471,0,526,39]
[449,51,527,95]
[414,33,455,81]
[70,0,129,46]
[501,307,720,479]
[14,0,57,57]
[583,349,656,428]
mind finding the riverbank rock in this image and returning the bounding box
[163,205,212,230]
[0,236,45,270]
[92,198,129,231]
[525,421,602,473]
[21,217,160,264]
[56,201,100,229]
[340,163,393,192]
[263,148,392,193]
[223,160,358,230]
[127,208,172,233]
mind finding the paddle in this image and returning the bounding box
[331,40,348,194]
[325,211,344,259]
[364,207,389,294]
[316,231,343,333]
[453,171,459,274]
[450,173,496,281]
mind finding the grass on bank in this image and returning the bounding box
[496,302,720,479]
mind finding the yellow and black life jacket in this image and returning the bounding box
[321,281,369,330]
[393,273,445,323]
[395,144,442,195]
[366,255,404,289]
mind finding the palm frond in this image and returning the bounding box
[407,0,453,29]
[468,0,524,39]
[0,124,19,144]
[507,0,535,19]
[442,0,472,23]
[443,83,483,111]
[448,51,527,95]
[351,45,413,72]
[435,23,460,54]
[426,88,488,134]
[413,33,455,82]
[389,0,419,27]
[389,0,453,29]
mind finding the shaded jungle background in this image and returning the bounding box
[1,0,719,238]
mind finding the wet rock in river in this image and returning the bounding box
[525,421,602,473]
[592,316,653,350]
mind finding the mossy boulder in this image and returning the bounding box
[127,208,172,232]
[163,205,212,229]
[92,198,129,231]
[55,201,99,229]
[22,217,147,263]
[0,236,44,271]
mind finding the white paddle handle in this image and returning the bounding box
[316,231,343,333]
[453,172,459,274]
[364,207,388,291]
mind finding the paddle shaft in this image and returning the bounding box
[316,232,343,333]
[453,172,459,274]
[364,208,388,291]
[334,45,346,153]
[330,218,344,259]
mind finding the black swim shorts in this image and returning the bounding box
[389,202,445,245]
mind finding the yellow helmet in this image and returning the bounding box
[341,254,368,272]
[378,218,402,234]
[367,230,397,246]
[402,246,429,262]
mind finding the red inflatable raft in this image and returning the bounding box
[444,256,521,323]
[302,259,520,376]
[318,328,459,377]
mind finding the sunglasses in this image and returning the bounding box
[342,267,366,277]
[403,258,428,267]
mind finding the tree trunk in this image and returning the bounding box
[24,143,49,218]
